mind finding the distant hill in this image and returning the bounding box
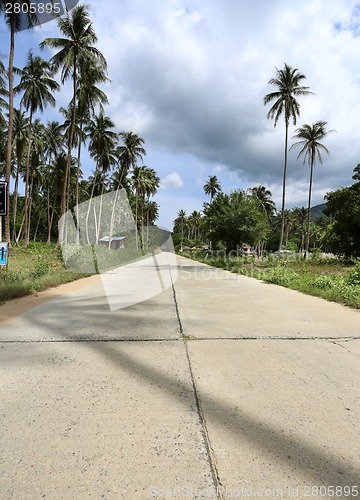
[310,203,327,221]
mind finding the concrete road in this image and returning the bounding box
[0,255,359,499]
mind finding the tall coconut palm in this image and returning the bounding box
[116,132,146,186]
[264,63,312,250]
[131,165,153,249]
[86,111,117,192]
[0,1,37,249]
[85,111,117,243]
[293,206,307,252]
[12,108,29,239]
[174,209,187,250]
[203,175,221,202]
[143,167,160,248]
[75,60,109,217]
[203,175,221,249]
[40,4,107,241]
[14,50,59,247]
[290,121,333,255]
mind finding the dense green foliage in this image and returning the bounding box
[324,175,360,257]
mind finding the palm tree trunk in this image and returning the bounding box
[279,120,289,250]
[85,164,99,244]
[24,109,33,249]
[5,19,15,254]
[59,57,77,243]
[75,120,83,244]
[305,156,315,255]
[135,190,139,251]
[12,168,19,241]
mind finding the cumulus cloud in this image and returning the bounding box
[161,172,183,189]
[89,0,360,193]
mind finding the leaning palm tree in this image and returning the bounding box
[290,121,333,255]
[40,4,107,241]
[0,1,37,249]
[264,63,312,250]
[14,50,60,247]
[203,175,221,202]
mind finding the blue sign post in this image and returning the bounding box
[0,242,8,268]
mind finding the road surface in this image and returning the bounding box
[0,255,359,499]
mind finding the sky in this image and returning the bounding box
[1,0,360,230]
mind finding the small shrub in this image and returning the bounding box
[347,261,360,286]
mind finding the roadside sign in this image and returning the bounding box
[0,242,8,266]
[0,182,7,216]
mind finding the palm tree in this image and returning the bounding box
[250,185,276,220]
[75,60,109,218]
[40,4,107,241]
[290,121,333,255]
[188,210,202,241]
[203,175,221,202]
[12,108,29,240]
[203,175,221,249]
[264,63,312,250]
[131,166,153,249]
[293,206,307,252]
[0,1,37,249]
[142,167,160,248]
[85,111,117,243]
[116,132,146,186]
[174,209,187,250]
[14,50,59,247]
[250,185,276,256]
[86,111,118,192]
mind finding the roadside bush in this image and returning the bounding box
[347,260,360,285]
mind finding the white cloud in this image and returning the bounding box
[161,172,183,189]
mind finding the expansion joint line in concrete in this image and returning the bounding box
[171,283,224,500]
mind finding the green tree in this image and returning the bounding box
[291,121,333,254]
[204,190,269,253]
[324,166,360,257]
[264,63,312,250]
[14,50,60,247]
[40,4,107,240]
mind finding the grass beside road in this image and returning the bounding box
[0,242,89,303]
[183,252,360,309]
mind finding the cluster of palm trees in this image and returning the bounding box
[0,3,161,248]
[174,177,327,254]
[264,63,333,254]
